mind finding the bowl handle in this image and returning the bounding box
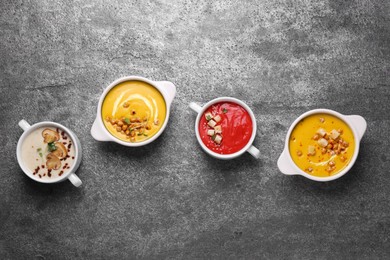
[345,115,367,141]
[18,119,31,131]
[277,149,299,175]
[189,102,202,113]
[154,81,176,105]
[68,172,82,187]
[91,118,112,141]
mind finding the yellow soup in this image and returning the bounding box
[289,113,355,177]
[101,81,166,142]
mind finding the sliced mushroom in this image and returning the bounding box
[42,129,60,143]
[51,142,68,159]
[46,154,61,170]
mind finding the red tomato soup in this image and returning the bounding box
[199,102,253,154]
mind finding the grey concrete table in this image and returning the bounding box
[1,0,389,259]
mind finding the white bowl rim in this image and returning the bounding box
[94,76,172,147]
[282,108,361,182]
[16,121,81,183]
[194,97,257,160]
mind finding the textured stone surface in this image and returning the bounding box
[1,0,390,259]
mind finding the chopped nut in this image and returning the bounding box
[327,144,333,149]
[116,126,122,132]
[208,120,217,128]
[297,150,302,156]
[321,148,327,154]
[313,134,320,140]
[329,161,335,167]
[122,125,128,131]
[214,115,221,123]
[154,119,159,125]
[318,138,328,147]
[340,156,347,162]
[307,167,313,172]
[125,130,130,135]
[123,102,130,108]
[319,117,325,123]
[117,121,124,127]
[342,141,349,148]
[326,166,335,173]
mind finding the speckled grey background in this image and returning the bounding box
[1,0,390,259]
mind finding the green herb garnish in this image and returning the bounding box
[48,142,57,152]
[39,152,43,158]
[206,115,212,121]
[37,148,42,152]
[212,134,216,141]
[222,108,228,114]
[137,133,143,136]
[124,118,131,124]
[143,134,148,136]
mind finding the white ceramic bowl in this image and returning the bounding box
[91,76,176,147]
[17,120,82,187]
[277,109,367,182]
[189,97,260,160]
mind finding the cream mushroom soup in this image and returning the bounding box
[21,127,75,179]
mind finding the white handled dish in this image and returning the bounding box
[277,109,367,182]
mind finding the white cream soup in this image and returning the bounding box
[21,127,75,179]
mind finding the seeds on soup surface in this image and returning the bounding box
[297,150,302,156]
